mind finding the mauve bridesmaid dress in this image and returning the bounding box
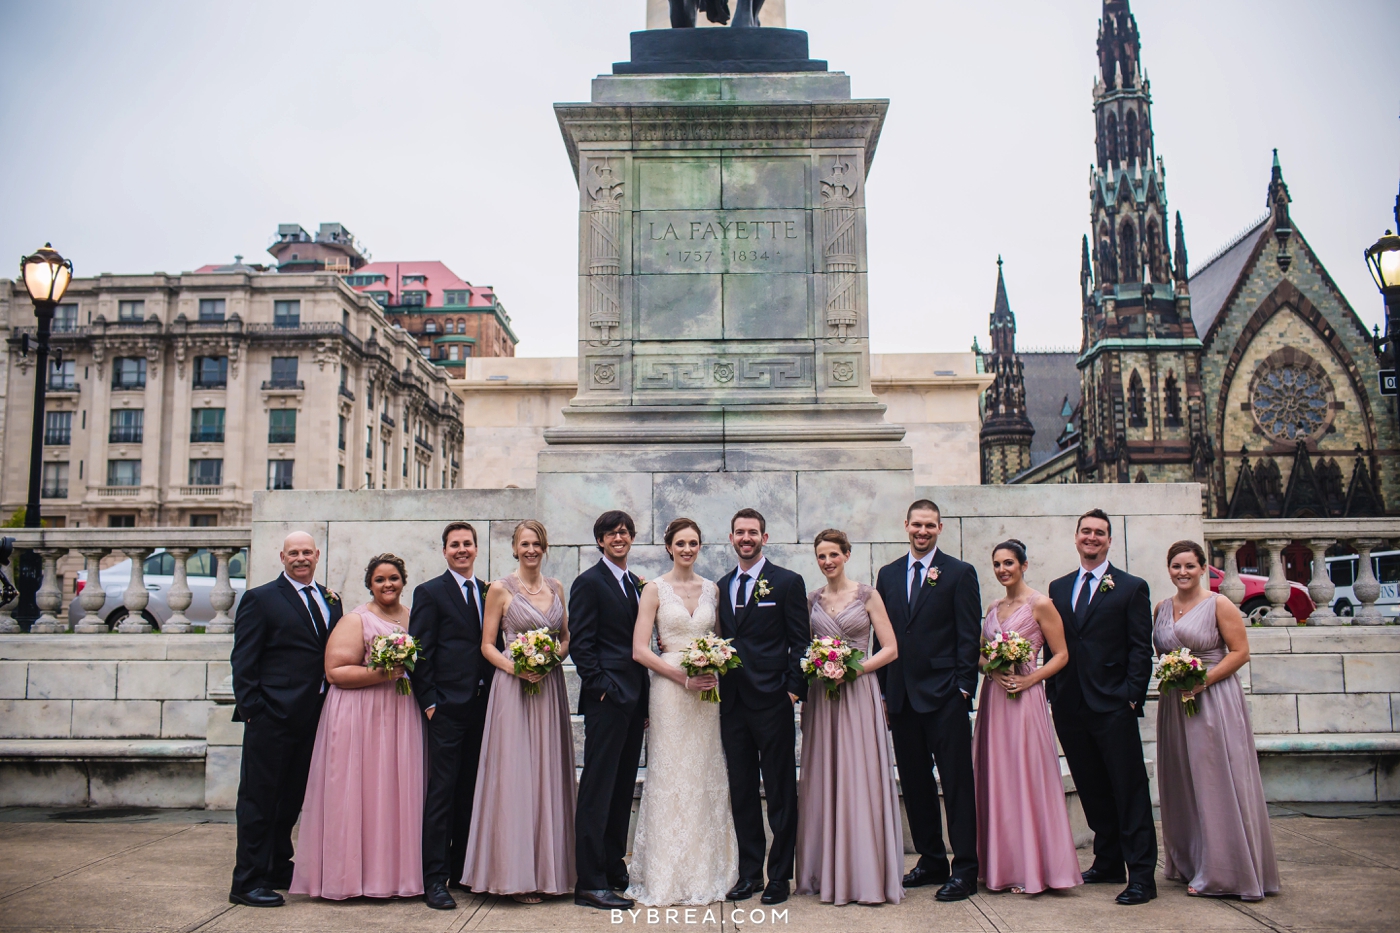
[794,584,905,905]
[290,604,425,899]
[1155,596,1279,901]
[461,575,577,896]
[971,600,1082,893]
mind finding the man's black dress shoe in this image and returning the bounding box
[609,877,630,892]
[903,862,951,887]
[935,878,977,902]
[576,888,634,910]
[1115,881,1157,905]
[228,888,284,907]
[424,882,457,910]
[1081,866,1127,885]
[726,879,763,901]
[760,880,789,905]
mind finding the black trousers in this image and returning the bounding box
[575,697,647,890]
[721,698,798,883]
[1052,702,1157,884]
[422,688,490,886]
[230,713,318,894]
[889,699,978,884]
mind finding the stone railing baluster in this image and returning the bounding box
[116,548,154,634]
[30,548,68,633]
[74,548,110,633]
[1305,538,1339,625]
[208,548,236,634]
[1216,539,1247,608]
[163,547,193,633]
[1349,539,1384,626]
[1260,538,1297,626]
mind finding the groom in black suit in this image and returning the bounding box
[570,510,648,911]
[229,531,342,907]
[716,508,808,907]
[409,522,492,911]
[1046,508,1157,905]
[874,499,981,902]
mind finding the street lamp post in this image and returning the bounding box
[1363,184,1400,441]
[13,244,73,627]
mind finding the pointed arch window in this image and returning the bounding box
[1127,370,1147,427]
[1098,224,1115,283]
[1146,220,1162,283]
[1164,370,1182,426]
[1104,112,1119,165]
[1126,110,1139,165]
[1120,220,1139,283]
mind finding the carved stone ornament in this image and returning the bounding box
[592,360,618,386]
[713,361,736,383]
[585,158,624,344]
[830,359,856,383]
[820,156,860,341]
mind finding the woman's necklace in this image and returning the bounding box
[518,573,545,596]
[1173,594,1204,618]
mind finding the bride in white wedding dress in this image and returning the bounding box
[626,518,739,906]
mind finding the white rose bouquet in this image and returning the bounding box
[368,632,419,696]
[981,630,1034,699]
[678,634,742,702]
[1155,647,1209,717]
[508,627,563,696]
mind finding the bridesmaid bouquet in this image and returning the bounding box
[508,627,563,696]
[368,632,419,695]
[679,634,742,702]
[981,631,1034,699]
[1155,647,1209,716]
[800,636,865,700]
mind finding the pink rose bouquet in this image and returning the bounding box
[368,632,419,695]
[508,627,562,696]
[800,636,865,700]
[1155,647,1208,716]
[981,630,1034,700]
[679,634,742,702]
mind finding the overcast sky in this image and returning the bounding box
[2,1,1396,356]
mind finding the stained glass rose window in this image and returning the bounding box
[1251,365,1330,441]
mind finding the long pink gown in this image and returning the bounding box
[971,600,1082,893]
[290,604,425,899]
[1155,597,1279,900]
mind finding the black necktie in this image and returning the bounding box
[622,573,638,610]
[1074,573,1093,621]
[463,580,480,628]
[736,572,751,610]
[910,561,925,603]
[302,586,326,638]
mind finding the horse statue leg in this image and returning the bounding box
[730,0,764,27]
[670,0,699,28]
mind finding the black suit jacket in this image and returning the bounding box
[230,575,342,727]
[716,559,808,707]
[569,558,649,715]
[407,570,490,713]
[875,549,981,715]
[1045,563,1153,716]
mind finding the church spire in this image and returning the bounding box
[1268,149,1294,270]
[990,255,1016,356]
[1173,210,1189,283]
[980,258,1034,484]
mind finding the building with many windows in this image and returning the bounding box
[0,267,464,527]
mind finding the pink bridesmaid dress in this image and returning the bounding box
[290,604,425,899]
[971,600,1082,893]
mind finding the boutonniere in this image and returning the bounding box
[324,588,340,605]
[925,566,941,587]
[632,573,647,589]
[755,577,772,599]
[1098,574,1115,594]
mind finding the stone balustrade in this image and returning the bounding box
[0,527,251,635]
[1202,517,1400,626]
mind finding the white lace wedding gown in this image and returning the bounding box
[626,578,739,906]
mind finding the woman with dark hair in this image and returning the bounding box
[794,528,904,905]
[462,520,576,903]
[291,554,425,900]
[971,540,1081,894]
[1155,540,1278,901]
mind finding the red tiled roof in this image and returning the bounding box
[347,260,494,308]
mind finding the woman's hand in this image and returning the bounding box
[683,672,718,692]
[1182,681,1208,699]
[383,664,405,681]
[518,669,545,684]
[990,668,1032,693]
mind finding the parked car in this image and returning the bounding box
[68,547,248,630]
[1207,566,1315,624]
[1326,549,1400,620]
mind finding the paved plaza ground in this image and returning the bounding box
[0,804,1396,933]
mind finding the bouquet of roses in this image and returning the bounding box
[981,630,1034,700]
[368,632,419,695]
[509,627,563,696]
[679,634,743,703]
[1155,647,1209,717]
[800,636,865,700]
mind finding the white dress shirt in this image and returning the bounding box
[1072,560,1110,610]
[599,555,632,598]
[729,556,768,609]
[448,568,482,618]
[906,548,939,600]
[283,573,330,627]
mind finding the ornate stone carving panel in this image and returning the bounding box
[636,355,812,391]
[583,157,625,343]
[819,155,861,340]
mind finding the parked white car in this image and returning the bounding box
[1326,549,1399,620]
[67,548,248,630]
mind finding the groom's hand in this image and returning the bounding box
[788,692,799,705]
[425,705,435,721]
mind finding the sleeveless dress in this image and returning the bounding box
[794,584,905,905]
[1155,597,1279,901]
[971,599,1082,893]
[289,604,425,899]
[626,578,739,906]
[460,575,577,896]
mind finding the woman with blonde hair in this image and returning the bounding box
[461,521,577,903]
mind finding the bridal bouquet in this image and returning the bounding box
[981,630,1034,699]
[368,632,419,695]
[1156,647,1209,717]
[509,627,563,696]
[679,634,742,703]
[800,636,865,700]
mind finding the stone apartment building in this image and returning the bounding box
[0,266,464,528]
